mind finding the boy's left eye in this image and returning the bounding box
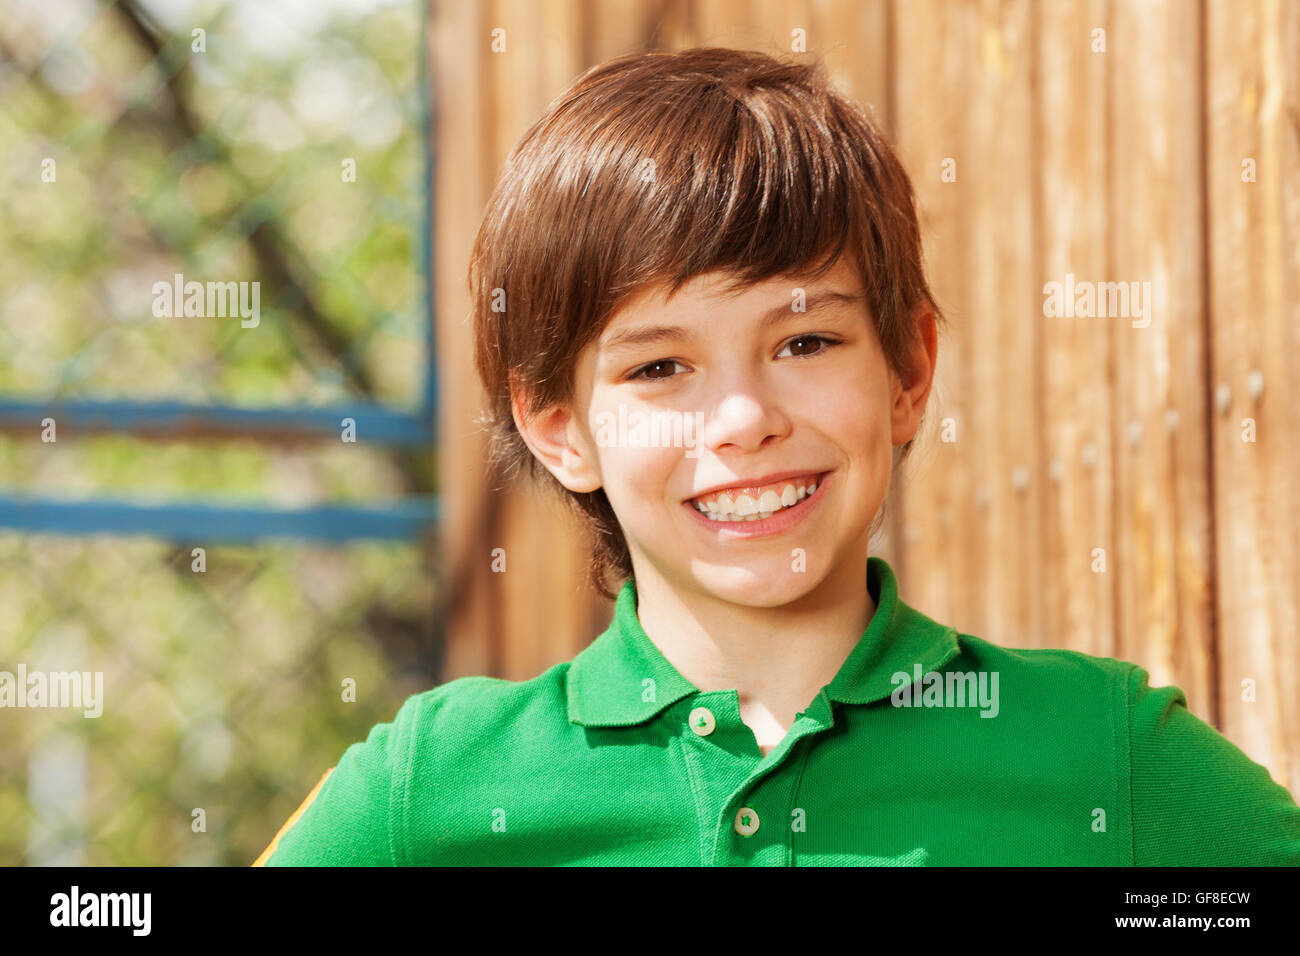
[777,334,839,358]
[626,359,688,382]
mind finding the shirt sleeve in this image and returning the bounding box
[1126,664,1300,866]
[254,693,422,866]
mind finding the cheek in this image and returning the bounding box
[598,445,684,515]
[809,374,892,452]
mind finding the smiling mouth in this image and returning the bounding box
[687,472,827,522]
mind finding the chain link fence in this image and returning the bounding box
[0,0,441,865]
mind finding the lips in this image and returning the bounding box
[687,471,827,521]
[685,470,830,532]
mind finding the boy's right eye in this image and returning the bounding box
[627,359,687,381]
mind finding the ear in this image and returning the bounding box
[511,388,603,494]
[890,300,939,446]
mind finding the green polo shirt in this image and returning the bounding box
[258,556,1300,866]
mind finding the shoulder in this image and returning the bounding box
[400,661,574,737]
[258,662,576,865]
[946,633,1227,746]
[948,634,1300,864]
[913,632,1136,748]
[950,631,1134,699]
[388,662,580,786]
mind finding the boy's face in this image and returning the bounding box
[516,254,936,609]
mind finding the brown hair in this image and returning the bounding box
[470,46,946,600]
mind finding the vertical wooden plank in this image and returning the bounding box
[894,0,1040,650]
[1035,0,1114,660]
[433,0,495,679]
[1206,0,1300,792]
[891,0,978,624]
[690,0,781,49]
[585,0,659,59]
[965,0,1039,649]
[654,0,695,49]
[827,0,891,124]
[1108,0,1215,716]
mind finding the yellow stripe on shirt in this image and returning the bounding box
[251,767,335,866]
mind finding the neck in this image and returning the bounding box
[630,546,876,725]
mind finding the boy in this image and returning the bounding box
[256,47,1300,866]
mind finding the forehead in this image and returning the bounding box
[603,255,865,330]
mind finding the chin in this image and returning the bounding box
[693,564,821,608]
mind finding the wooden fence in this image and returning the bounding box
[430,0,1299,794]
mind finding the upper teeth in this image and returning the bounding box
[691,480,818,521]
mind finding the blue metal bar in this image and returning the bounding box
[0,495,439,543]
[0,398,433,445]
[0,6,441,542]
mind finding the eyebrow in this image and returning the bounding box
[597,289,867,358]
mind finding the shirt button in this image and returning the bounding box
[734,807,760,836]
[688,706,716,736]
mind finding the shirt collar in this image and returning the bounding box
[566,556,961,727]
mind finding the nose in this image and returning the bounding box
[698,374,792,453]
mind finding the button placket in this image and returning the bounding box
[716,704,829,862]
